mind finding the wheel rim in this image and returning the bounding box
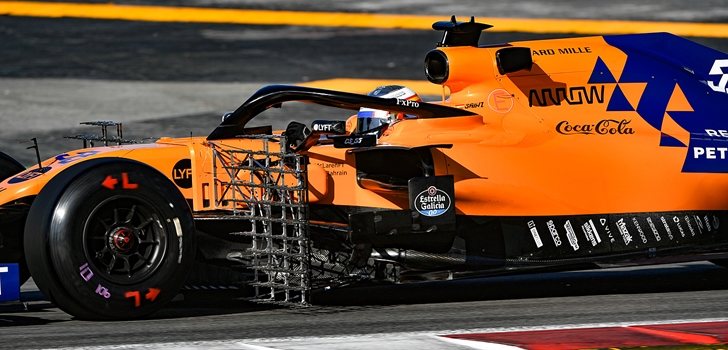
[82,196,168,285]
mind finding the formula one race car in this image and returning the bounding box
[2,17,728,320]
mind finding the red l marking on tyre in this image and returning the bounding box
[121,173,138,189]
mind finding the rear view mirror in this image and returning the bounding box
[496,47,533,74]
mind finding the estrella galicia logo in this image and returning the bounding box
[413,186,451,217]
[8,167,51,184]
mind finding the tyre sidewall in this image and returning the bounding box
[29,159,195,319]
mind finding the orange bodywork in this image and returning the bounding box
[8,17,728,323]
[1,35,727,219]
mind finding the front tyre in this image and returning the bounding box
[24,159,195,320]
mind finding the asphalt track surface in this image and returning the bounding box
[1,1,728,348]
[2,263,728,348]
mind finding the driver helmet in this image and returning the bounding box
[356,85,421,135]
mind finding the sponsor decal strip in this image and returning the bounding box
[521,211,722,258]
[632,218,648,244]
[588,220,602,244]
[564,220,580,251]
[646,217,662,242]
[527,220,544,248]
[580,219,601,247]
[546,220,562,247]
[616,218,634,246]
[2,1,728,38]
[600,218,617,244]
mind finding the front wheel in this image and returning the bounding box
[24,159,196,320]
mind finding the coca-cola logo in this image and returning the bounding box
[556,119,635,135]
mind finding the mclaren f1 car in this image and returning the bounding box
[1,17,728,320]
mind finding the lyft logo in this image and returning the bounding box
[708,59,728,94]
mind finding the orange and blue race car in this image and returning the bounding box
[1,17,728,320]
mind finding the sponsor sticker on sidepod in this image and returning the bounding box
[413,186,451,217]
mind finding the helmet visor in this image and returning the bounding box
[356,109,391,135]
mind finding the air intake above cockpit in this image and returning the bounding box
[432,16,493,47]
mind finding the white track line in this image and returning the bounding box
[432,335,525,350]
[237,344,284,350]
[56,317,728,350]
